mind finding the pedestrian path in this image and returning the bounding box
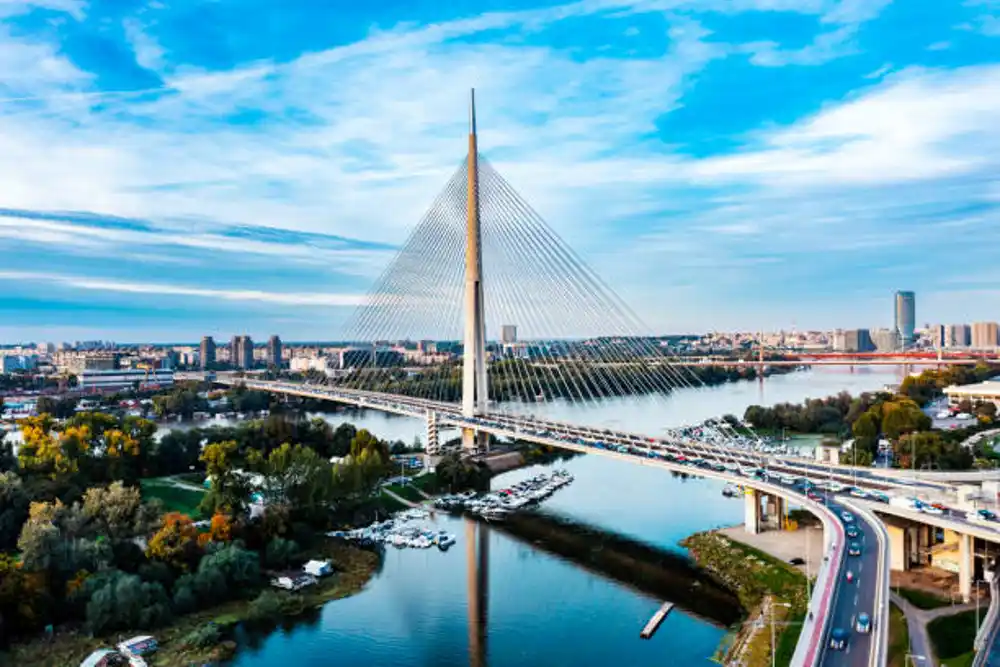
[891,591,984,666]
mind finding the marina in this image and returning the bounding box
[434,469,574,518]
[330,509,458,550]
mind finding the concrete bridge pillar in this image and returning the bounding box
[744,489,762,535]
[426,412,441,456]
[960,533,973,602]
[462,428,489,456]
[887,523,908,571]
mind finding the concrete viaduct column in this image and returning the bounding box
[960,533,973,602]
[426,412,441,456]
[745,489,762,535]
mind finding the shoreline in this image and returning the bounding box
[1,541,381,667]
[682,528,811,666]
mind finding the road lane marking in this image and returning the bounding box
[855,593,859,606]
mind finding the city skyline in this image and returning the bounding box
[0,2,999,340]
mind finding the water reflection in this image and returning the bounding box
[467,519,489,667]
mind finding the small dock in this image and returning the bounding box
[640,602,675,639]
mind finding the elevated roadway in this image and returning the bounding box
[216,376,896,666]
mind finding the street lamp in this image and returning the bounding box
[770,601,792,667]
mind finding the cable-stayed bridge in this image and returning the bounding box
[217,92,1000,666]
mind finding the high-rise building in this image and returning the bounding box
[930,324,946,349]
[200,336,216,370]
[870,328,899,352]
[971,322,999,350]
[267,335,283,367]
[500,325,518,344]
[832,329,876,353]
[230,335,254,369]
[947,324,971,348]
[894,291,915,348]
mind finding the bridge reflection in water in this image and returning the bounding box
[461,511,745,666]
[466,518,490,667]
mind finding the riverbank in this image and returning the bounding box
[1,541,380,667]
[681,530,810,667]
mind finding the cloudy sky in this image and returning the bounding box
[0,0,998,343]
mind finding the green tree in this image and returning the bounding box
[200,440,252,515]
[0,472,30,550]
[83,570,172,635]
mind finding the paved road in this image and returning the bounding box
[822,496,880,667]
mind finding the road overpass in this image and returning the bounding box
[217,375,888,666]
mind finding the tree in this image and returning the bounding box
[35,396,78,419]
[0,472,30,551]
[197,513,233,547]
[976,402,998,422]
[17,501,67,571]
[249,443,332,516]
[881,399,931,440]
[83,570,172,635]
[146,512,200,571]
[0,553,51,640]
[264,537,299,569]
[80,482,157,541]
[0,430,15,472]
[200,440,252,515]
[198,542,260,589]
[17,415,88,479]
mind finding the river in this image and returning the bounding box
[221,366,904,667]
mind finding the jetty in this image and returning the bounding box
[640,602,675,639]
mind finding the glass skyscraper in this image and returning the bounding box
[894,291,915,348]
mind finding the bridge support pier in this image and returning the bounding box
[960,532,973,602]
[462,428,489,456]
[744,489,761,535]
[426,412,441,456]
[764,495,786,529]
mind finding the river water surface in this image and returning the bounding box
[223,366,903,667]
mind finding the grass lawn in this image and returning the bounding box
[385,483,425,503]
[141,477,206,518]
[378,490,409,512]
[896,587,951,610]
[888,603,910,667]
[774,608,806,667]
[928,609,979,667]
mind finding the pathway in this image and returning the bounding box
[891,591,985,665]
[381,486,427,509]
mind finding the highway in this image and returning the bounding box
[822,497,881,667]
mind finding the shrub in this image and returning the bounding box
[181,622,221,649]
[264,538,299,569]
[247,590,283,622]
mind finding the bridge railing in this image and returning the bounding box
[973,576,1000,665]
[790,501,846,667]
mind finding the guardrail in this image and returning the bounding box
[973,576,1000,666]
[842,499,891,667]
[791,501,847,667]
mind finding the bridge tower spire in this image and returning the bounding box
[462,88,489,453]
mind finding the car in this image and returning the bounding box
[829,628,848,650]
[848,542,862,556]
[846,570,854,583]
[841,511,854,523]
[850,488,868,499]
[789,557,805,566]
[808,492,823,502]
[855,613,871,634]
[979,509,997,521]
[846,527,860,539]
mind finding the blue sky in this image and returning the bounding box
[0,0,998,343]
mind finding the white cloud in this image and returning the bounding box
[685,65,1000,187]
[0,271,366,306]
